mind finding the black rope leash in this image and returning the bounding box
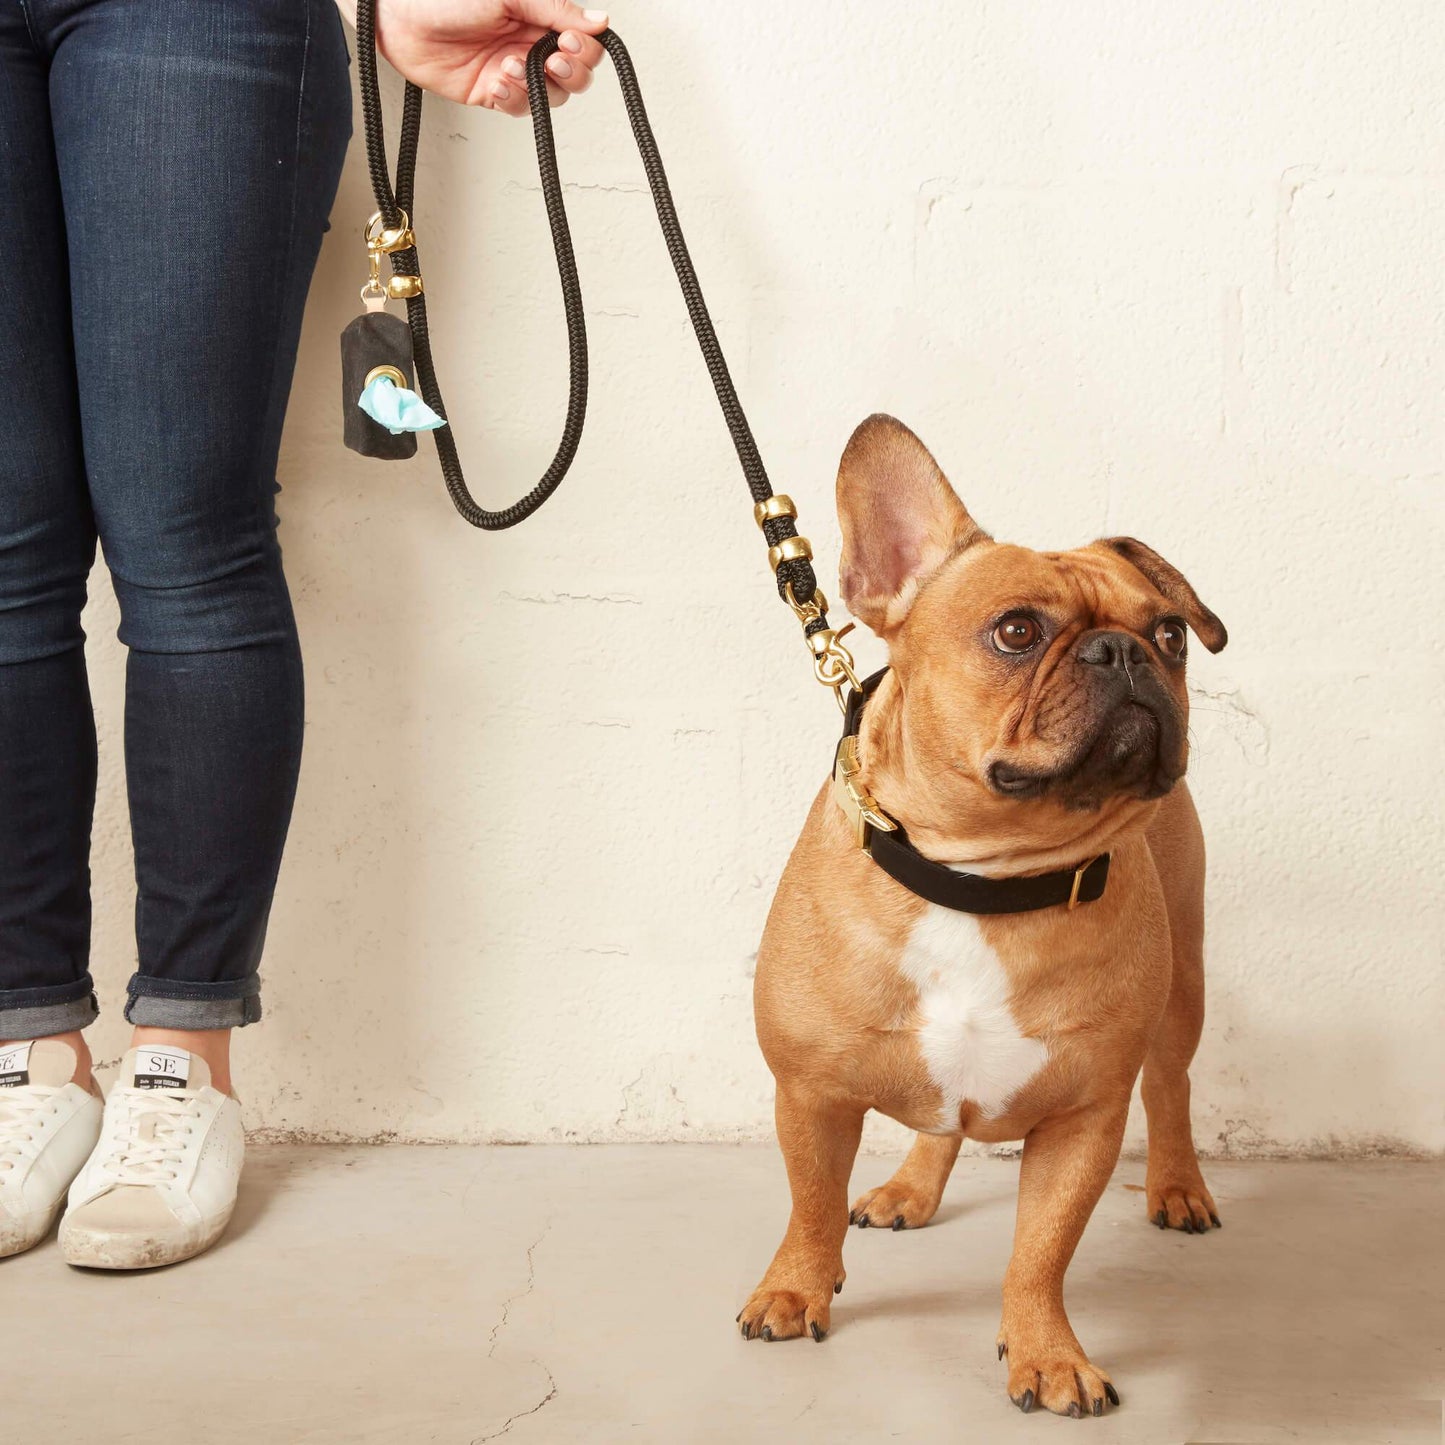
[351,4,863,697]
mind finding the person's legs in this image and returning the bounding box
[36,0,350,1269]
[0,11,113,1262]
[0,3,101,1062]
[47,0,352,1052]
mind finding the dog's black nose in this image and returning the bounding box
[1077,630,1147,669]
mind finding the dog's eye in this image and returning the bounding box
[992,614,1041,654]
[1154,618,1187,659]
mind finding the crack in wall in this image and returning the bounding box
[498,590,642,606]
[1189,682,1270,763]
[502,179,645,196]
[614,1069,646,1130]
[1274,164,1320,293]
[615,1062,690,1132]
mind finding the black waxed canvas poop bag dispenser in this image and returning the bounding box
[341,309,425,460]
[346,2,869,710]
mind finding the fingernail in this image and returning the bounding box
[548,56,574,79]
[502,56,525,80]
[492,83,511,102]
[559,31,583,52]
[583,8,608,22]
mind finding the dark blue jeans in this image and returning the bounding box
[0,0,351,1035]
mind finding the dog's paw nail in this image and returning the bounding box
[810,1320,824,1342]
[1154,1210,1167,1228]
[740,1322,751,1339]
[1182,1217,1194,1233]
[1093,1398,1104,1416]
[1067,1401,1082,1418]
[891,1215,905,1231]
[760,1325,773,1341]
[1018,1389,1036,1414]
[856,1215,870,1228]
[1209,1213,1222,1228]
[834,1280,843,1294]
[997,1342,1007,1360]
[1104,1382,1120,1407]
[847,1211,856,1225]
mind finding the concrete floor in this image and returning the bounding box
[4,1147,1440,1444]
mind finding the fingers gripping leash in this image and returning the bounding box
[349,3,861,707]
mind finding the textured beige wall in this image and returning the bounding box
[82,0,1443,1152]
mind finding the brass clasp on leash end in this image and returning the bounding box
[360,210,423,306]
[833,734,897,851]
[761,494,862,712]
[783,582,862,712]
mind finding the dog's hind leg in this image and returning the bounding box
[1142,785,1220,1234]
[849,1131,961,1230]
[737,1087,863,1342]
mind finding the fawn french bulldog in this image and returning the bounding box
[737,415,1227,1418]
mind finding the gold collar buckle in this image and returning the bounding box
[833,734,898,851]
[1067,857,1098,910]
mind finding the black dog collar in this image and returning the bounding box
[834,669,1110,915]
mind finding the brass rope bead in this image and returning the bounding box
[753,494,797,529]
[767,535,812,572]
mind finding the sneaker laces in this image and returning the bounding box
[100,1088,204,1186]
[0,1087,60,1171]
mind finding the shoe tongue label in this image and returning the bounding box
[0,1041,31,1087]
[134,1047,191,1091]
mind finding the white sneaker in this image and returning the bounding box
[0,1039,104,1258]
[60,1046,244,1270]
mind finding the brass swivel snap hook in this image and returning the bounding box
[360,209,424,306]
[756,495,862,712]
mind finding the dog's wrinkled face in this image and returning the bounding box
[837,414,1226,838]
[907,541,1208,811]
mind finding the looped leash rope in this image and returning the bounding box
[351,3,862,705]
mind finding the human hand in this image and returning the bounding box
[340,0,609,114]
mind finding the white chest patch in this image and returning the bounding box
[898,905,1049,1127]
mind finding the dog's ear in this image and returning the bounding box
[836,414,989,636]
[1098,536,1228,654]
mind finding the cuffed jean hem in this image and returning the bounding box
[0,976,99,1039]
[123,973,262,1030]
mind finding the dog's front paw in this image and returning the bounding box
[850,1179,942,1230]
[1146,1170,1220,1233]
[997,1333,1119,1418]
[737,1276,839,1342]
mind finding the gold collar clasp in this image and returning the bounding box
[832,734,898,851]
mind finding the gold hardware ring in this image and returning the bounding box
[364,209,416,254]
[363,365,409,390]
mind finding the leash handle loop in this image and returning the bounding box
[354,6,858,695]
